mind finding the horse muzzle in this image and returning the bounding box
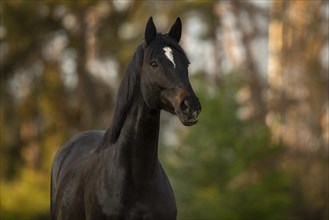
[160,87,201,126]
[175,95,201,126]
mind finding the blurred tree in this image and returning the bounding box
[267,1,328,219]
[0,0,327,219]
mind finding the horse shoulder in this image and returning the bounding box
[51,130,105,219]
[52,130,105,182]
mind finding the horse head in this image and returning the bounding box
[141,17,201,126]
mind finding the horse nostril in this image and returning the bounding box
[180,99,190,114]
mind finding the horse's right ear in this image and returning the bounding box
[169,17,182,43]
[145,17,157,45]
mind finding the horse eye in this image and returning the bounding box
[150,61,158,67]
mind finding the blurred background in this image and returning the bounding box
[0,0,328,219]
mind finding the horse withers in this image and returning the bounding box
[51,17,201,220]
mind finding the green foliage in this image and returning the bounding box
[0,169,50,220]
[162,76,295,220]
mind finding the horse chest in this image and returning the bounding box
[98,177,177,220]
[126,187,176,220]
[114,196,176,220]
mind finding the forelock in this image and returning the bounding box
[144,34,189,64]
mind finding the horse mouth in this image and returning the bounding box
[166,107,199,126]
[181,118,198,126]
[176,111,199,126]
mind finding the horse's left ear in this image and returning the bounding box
[168,17,182,43]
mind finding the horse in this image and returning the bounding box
[51,17,201,220]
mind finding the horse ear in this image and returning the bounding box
[145,17,157,44]
[168,17,182,43]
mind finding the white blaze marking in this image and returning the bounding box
[163,47,176,68]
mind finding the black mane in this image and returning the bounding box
[101,44,144,145]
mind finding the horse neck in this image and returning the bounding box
[104,90,161,181]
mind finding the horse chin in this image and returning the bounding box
[181,118,198,126]
[163,107,198,126]
[176,112,198,126]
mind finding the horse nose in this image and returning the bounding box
[179,97,201,119]
[180,99,190,114]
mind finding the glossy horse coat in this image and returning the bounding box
[51,17,201,220]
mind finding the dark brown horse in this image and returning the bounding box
[51,17,201,220]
